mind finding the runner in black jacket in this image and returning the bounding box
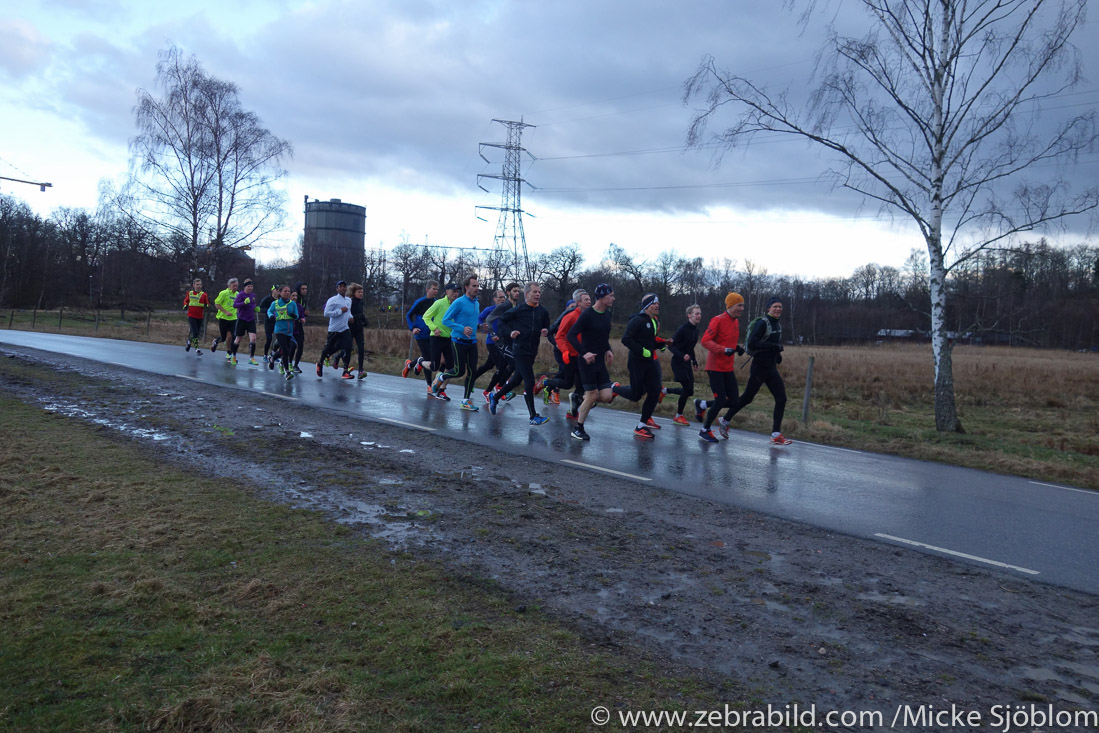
[665,304,702,425]
[491,282,551,424]
[340,283,369,379]
[612,293,666,439]
[724,297,793,445]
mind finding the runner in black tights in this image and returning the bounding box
[724,296,793,446]
[611,293,666,439]
[698,292,745,443]
[665,304,702,426]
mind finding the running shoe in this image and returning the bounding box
[533,375,546,395]
[552,391,560,405]
[211,338,219,352]
[401,359,412,378]
[542,384,552,405]
[482,389,493,404]
[230,357,237,366]
[413,356,424,375]
[196,349,202,355]
[699,429,719,443]
[249,358,259,366]
[658,386,667,404]
[530,415,548,426]
[341,370,354,379]
[718,418,730,439]
[694,399,705,423]
[226,353,233,362]
[633,426,655,440]
[357,371,367,380]
[315,361,323,377]
[565,411,578,421]
[278,363,285,375]
[267,355,275,370]
[770,434,793,446]
[293,365,302,374]
[570,391,582,416]
[489,390,500,415]
[461,398,479,411]
[324,357,331,368]
[437,389,451,402]
[185,340,191,352]
[502,391,517,402]
[570,426,590,441]
[609,382,620,402]
[431,373,445,394]
[427,386,434,398]
[672,415,690,426]
[643,418,662,430]
[285,371,294,380]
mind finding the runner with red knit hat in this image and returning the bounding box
[698,292,745,443]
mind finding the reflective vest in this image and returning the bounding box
[274,301,294,321]
[187,291,205,307]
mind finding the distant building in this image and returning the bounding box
[301,196,365,289]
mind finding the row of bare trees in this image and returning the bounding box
[5,189,1095,351]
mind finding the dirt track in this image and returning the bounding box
[3,345,1097,729]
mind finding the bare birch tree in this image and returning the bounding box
[685,0,1096,431]
[130,46,291,280]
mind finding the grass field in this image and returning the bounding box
[0,397,735,731]
[6,308,1098,490]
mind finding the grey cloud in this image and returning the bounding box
[0,20,52,78]
[48,0,1099,235]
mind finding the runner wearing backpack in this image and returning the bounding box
[726,296,792,445]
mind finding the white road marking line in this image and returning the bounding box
[175,374,203,382]
[560,459,652,482]
[874,533,1039,575]
[801,442,862,454]
[261,391,297,401]
[1029,480,1095,495]
[377,417,437,432]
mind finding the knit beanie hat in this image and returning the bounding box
[594,283,614,299]
[766,296,783,309]
[724,292,744,308]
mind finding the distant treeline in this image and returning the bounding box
[3,193,1097,349]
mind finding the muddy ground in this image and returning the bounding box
[2,345,1097,728]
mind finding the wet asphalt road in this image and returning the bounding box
[2,330,1096,596]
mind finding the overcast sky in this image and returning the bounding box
[2,0,1097,279]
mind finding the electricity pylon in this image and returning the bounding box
[476,118,535,283]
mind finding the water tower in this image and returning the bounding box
[301,196,366,289]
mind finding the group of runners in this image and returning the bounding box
[400,275,792,445]
[183,277,365,379]
[183,274,792,445]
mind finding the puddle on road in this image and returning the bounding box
[42,401,171,442]
[279,476,429,546]
[856,591,925,607]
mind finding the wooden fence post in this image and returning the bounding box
[59,307,64,330]
[801,355,815,425]
[95,309,100,332]
[32,308,37,328]
[146,311,152,335]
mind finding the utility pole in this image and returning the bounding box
[476,118,535,283]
